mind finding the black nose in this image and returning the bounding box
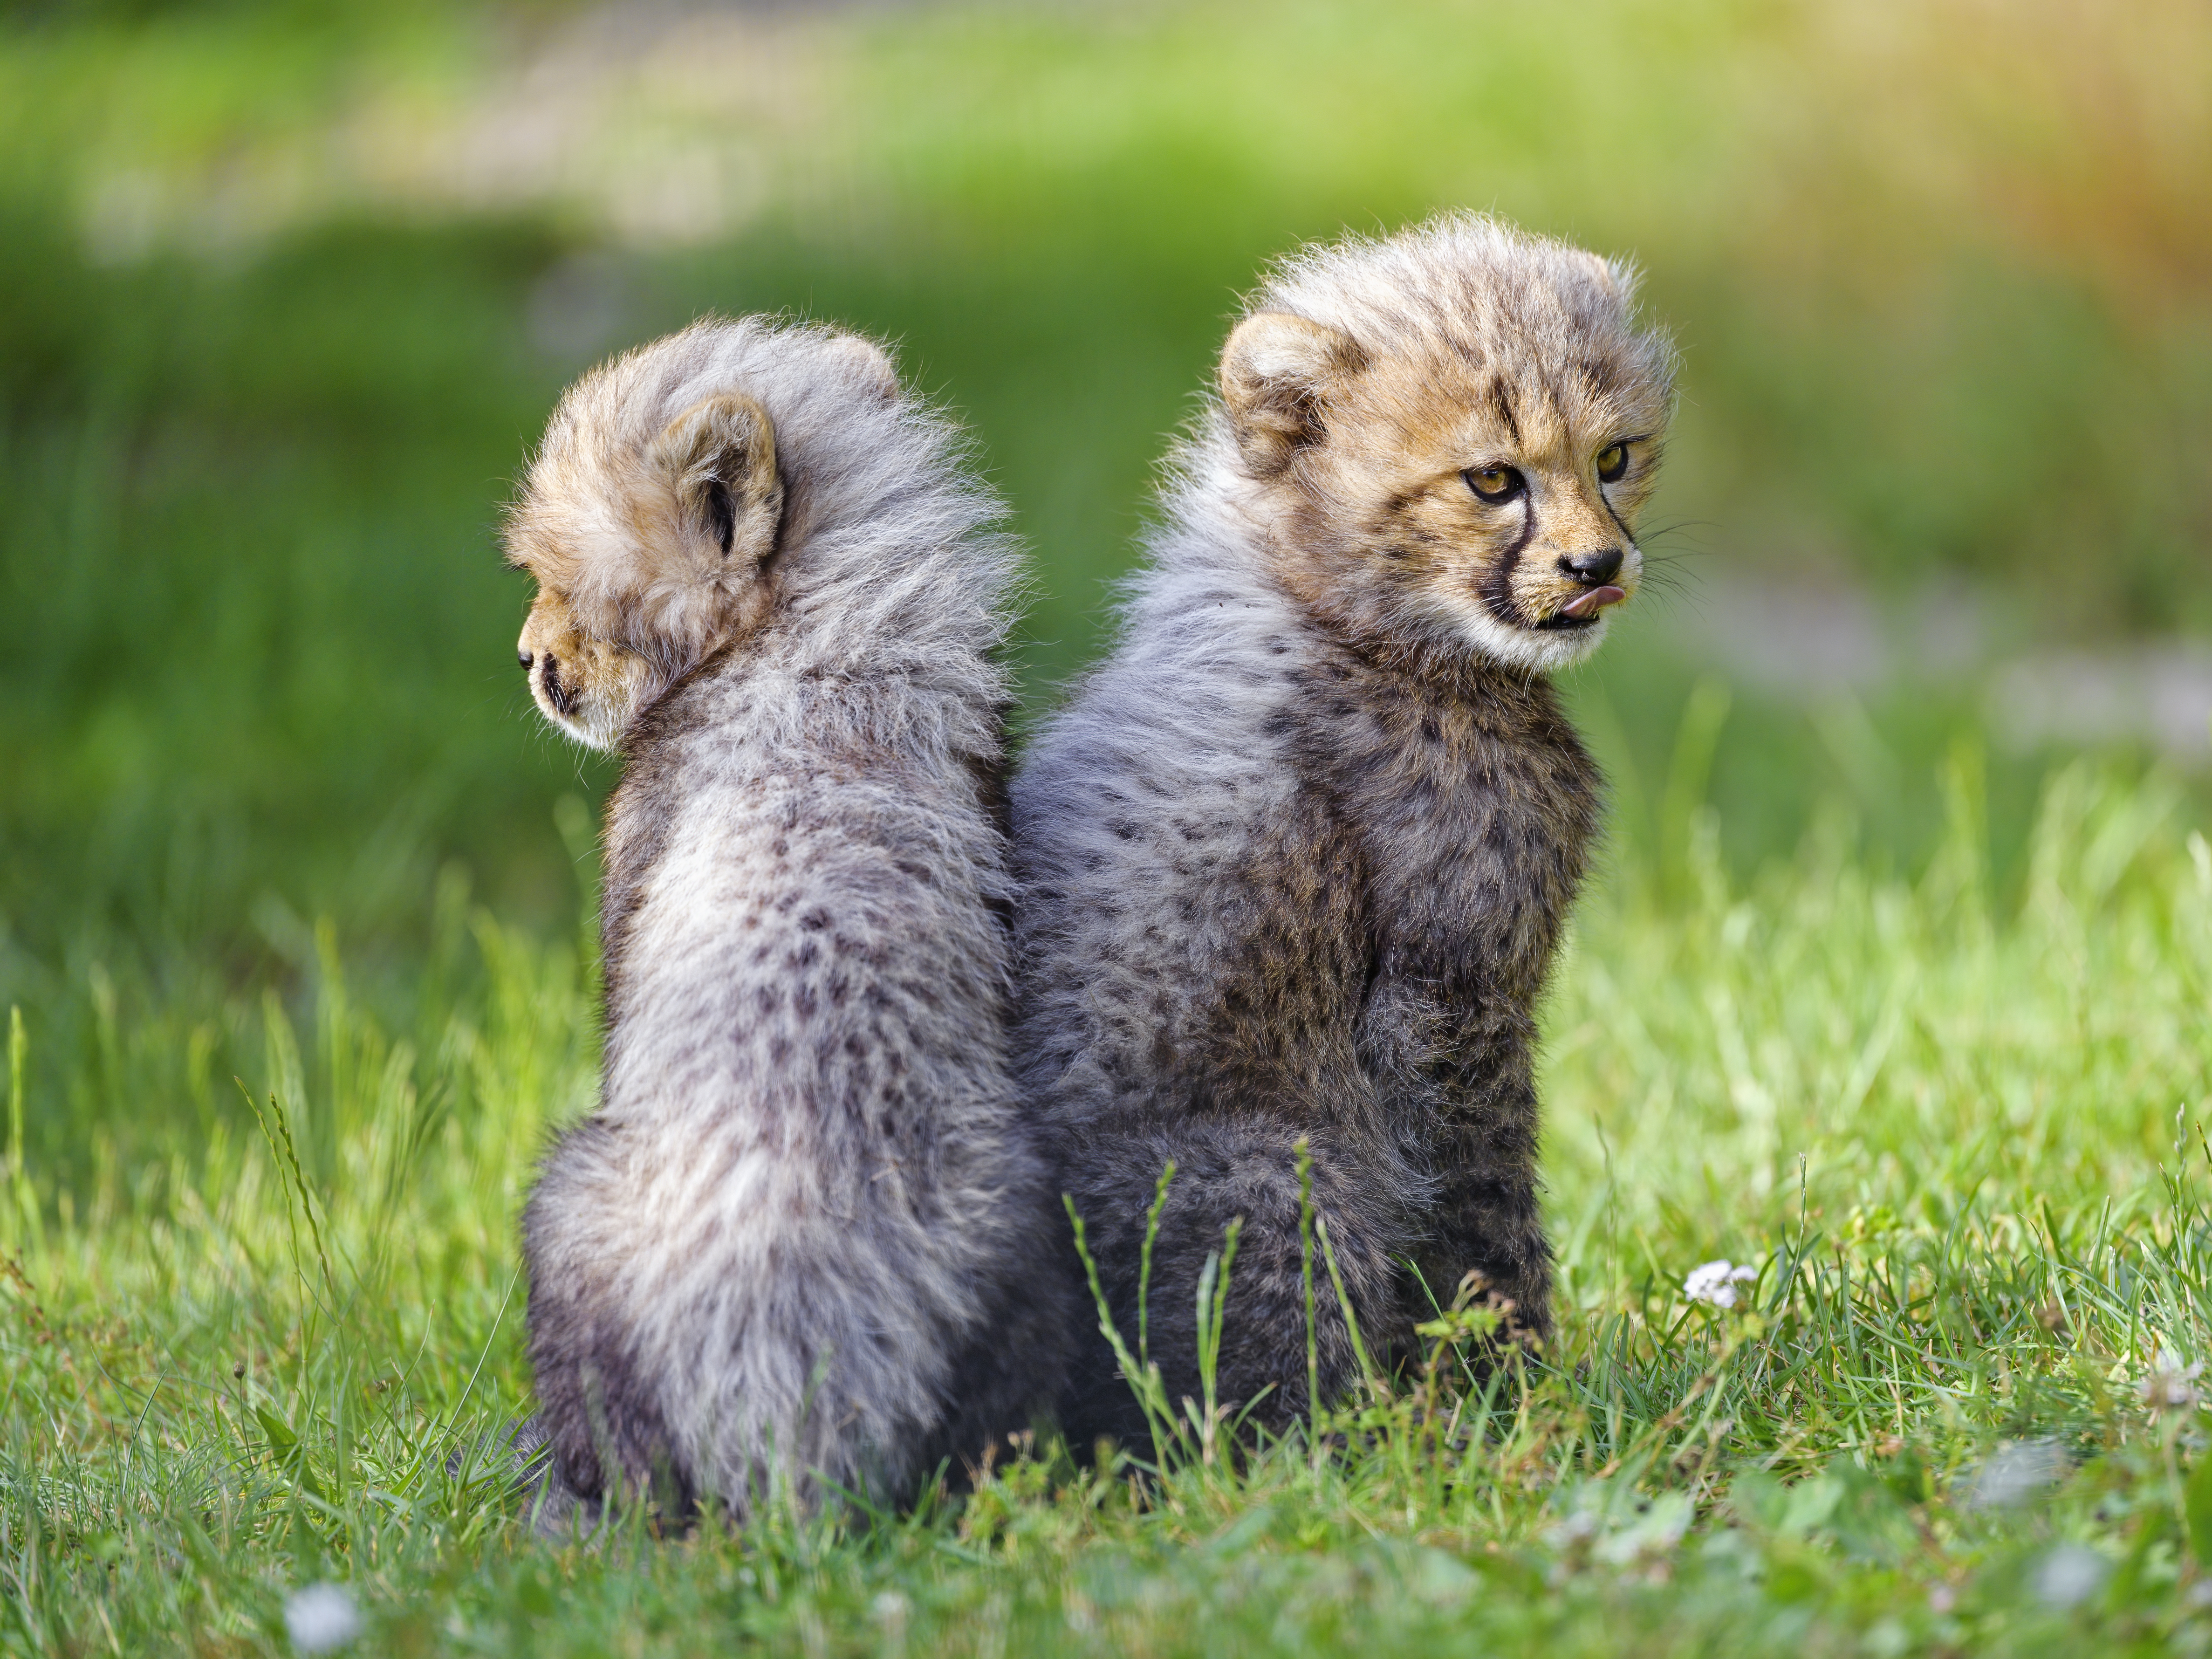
[1560,548,1624,585]
[518,648,533,670]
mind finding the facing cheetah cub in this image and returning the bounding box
[1014,215,1675,1442]
[507,317,1071,1519]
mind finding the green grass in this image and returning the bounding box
[7,754,2212,1654]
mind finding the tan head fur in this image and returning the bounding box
[504,326,899,748]
[1218,215,1676,675]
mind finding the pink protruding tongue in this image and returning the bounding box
[1560,584,1627,620]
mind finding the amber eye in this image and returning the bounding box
[1596,443,1630,483]
[1464,465,1525,503]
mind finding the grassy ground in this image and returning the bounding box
[4,0,2212,1652]
[7,754,2212,1654]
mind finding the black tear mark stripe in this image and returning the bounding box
[1600,492,1637,550]
[1479,500,1538,630]
[543,657,576,717]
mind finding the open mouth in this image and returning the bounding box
[1534,584,1627,631]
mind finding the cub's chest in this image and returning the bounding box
[1299,664,1602,980]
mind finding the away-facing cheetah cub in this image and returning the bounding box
[507,316,1072,1519]
[1013,215,1675,1442]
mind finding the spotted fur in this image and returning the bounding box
[507,317,1073,1519]
[1013,216,1676,1441]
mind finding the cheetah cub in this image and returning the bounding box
[1013,215,1675,1442]
[507,317,1071,1519]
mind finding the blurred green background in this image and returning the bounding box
[1,0,2207,1187]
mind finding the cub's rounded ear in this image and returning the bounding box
[1218,312,1366,476]
[651,393,786,572]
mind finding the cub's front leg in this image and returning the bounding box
[1361,978,1553,1348]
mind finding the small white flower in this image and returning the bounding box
[1592,1492,1693,1566]
[1962,1438,2066,1509]
[1683,1260,1760,1309]
[1548,1510,1600,1546]
[284,1583,361,1654]
[872,1590,910,1647]
[2140,1346,2203,1410]
[2032,1543,2106,1610]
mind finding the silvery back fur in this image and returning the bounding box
[522,319,1073,1518]
[1013,222,1646,1443]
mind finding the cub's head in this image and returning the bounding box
[1219,215,1676,675]
[506,320,879,749]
